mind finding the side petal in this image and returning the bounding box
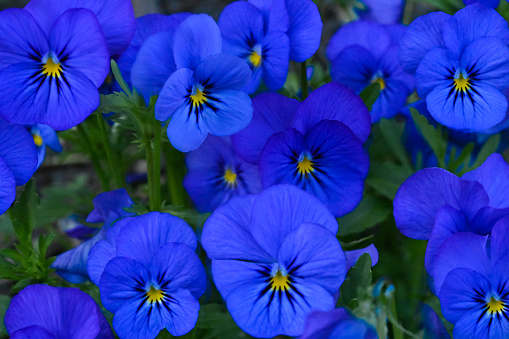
[25,0,135,56]
[87,240,116,286]
[291,82,371,143]
[248,0,289,34]
[38,124,62,152]
[415,48,457,99]
[250,185,338,258]
[86,188,134,224]
[0,123,37,186]
[285,0,322,62]
[330,46,378,93]
[155,68,195,122]
[0,158,15,215]
[261,31,290,91]
[231,92,299,165]
[194,54,251,91]
[173,14,222,70]
[398,12,450,74]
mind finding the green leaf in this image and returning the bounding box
[97,93,132,114]
[461,134,500,175]
[337,194,391,237]
[411,0,462,14]
[379,119,412,170]
[10,180,39,245]
[360,83,381,111]
[366,162,413,200]
[11,277,37,293]
[446,142,474,174]
[110,59,131,96]
[410,107,447,168]
[38,232,55,259]
[338,253,373,307]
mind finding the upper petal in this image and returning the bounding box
[285,0,322,62]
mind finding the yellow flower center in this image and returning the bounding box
[146,286,164,304]
[371,77,386,90]
[249,50,262,68]
[487,297,505,315]
[454,73,470,92]
[33,134,43,147]
[42,57,62,78]
[190,88,207,108]
[224,168,237,187]
[271,270,290,291]
[297,156,314,175]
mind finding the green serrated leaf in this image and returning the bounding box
[379,119,412,170]
[338,253,373,307]
[447,142,474,174]
[10,180,39,246]
[193,303,246,339]
[360,83,381,111]
[461,134,500,175]
[410,107,447,168]
[337,194,391,236]
[111,59,131,96]
[11,277,37,293]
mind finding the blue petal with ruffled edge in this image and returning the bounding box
[25,0,135,56]
[183,136,261,212]
[260,120,369,217]
[86,188,134,224]
[232,92,299,165]
[5,284,112,339]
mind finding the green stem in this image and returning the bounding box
[96,114,123,188]
[300,61,309,100]
[152,119,162,210]
[77,124,110,191]
[164,143,187,207]
[143,128,156,211]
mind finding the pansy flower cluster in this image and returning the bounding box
[4,0,509,338]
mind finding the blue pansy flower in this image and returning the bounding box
[432,220,509,338]
[393,153,509,273]
[218,1,290,93]
[120,13,191,97]
[24,0,135,57]
[356,0,405,24]
[29,124,63,170]
[183,135,261,213]
[202,185,347,337]
[248,0,322,62]
[399,5,509,130]
[0,121,38,215]
[328,20,414,122]
[5,284,113,338]
[95,212,205,339]
[0,8,110,130]
[51,189,134,283]
[155,14,253,152]
[299,308,378,339]
[464,0,500,8]
[233,83,370,217]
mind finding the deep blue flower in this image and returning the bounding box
[328,20,414,122]
[96,212,205,338]
[464,0,500,8]
[5,284,113,338]
[120,13,191,97]
[248,0,322,62]
[433,220,509,338]
[28,124,62,169]
[0,8,110,130]
[155,14,253,152]
[421,304,451,339]
[0,121,38,215]
[299,308,378,339]
[51,189,134,283]
[183,135,261,213]
[218,1,290,93]
[399,5,509,130]
[24,0,135,57]
[202,185,347,337]
[394,153,509,274]
[356,0,404,24]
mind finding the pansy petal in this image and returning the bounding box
[261,31,290,90]
[99,257,150,313]
[442,4,509,57]
[10,326,55,339]
[232,92,299,165]
[285,0,322,62]
[116,212,197,266]
[202,195,273,262]
[327,20,390,62]
[0,123,37,186]
[490,218,509,262]
[345,244,379,270]
[167,102,209,152]
[399,12,450,74]
[291,82,371,143]
[131,32,176,98]
[155,68,195,122]
[462,153,509,209]
[194,53,252,91]
[173,14,222,70]
[250,185,338,258]
[330,46,377,93]
[468,206,509,235]
[111,296,163,339]
[38,124,62,152]
[157,289,200,337]
[433,233,490,295]
[86,188,134,223]
[415,48,457,99]
[248,0,288,33]
[49,9,110,87]
[0,158,15,215]
[87,240,116,286]
[278,223,346,293]
[371,80,410,122]
[25,0,135,56]
[0,9,49,71]
[358,0,404,25]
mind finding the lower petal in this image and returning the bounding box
[167,103,209,152]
